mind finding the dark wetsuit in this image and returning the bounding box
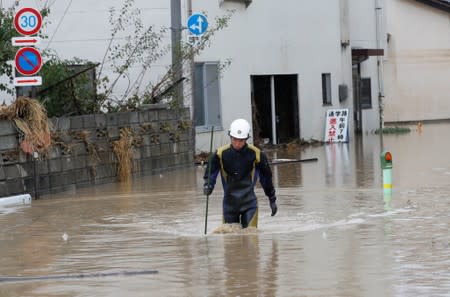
[204,143,275,228]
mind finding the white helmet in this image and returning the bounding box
[229,119,250,139]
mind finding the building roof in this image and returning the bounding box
[413,0,450,13]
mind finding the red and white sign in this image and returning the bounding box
[12,36,41,47]
[14,76,42,87]
[15,47,42,76]
[324,109,349,143]
[14,7,42,36]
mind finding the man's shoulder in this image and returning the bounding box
[246,144,262,162]
[247,143,261,154]
[217,144,231,157]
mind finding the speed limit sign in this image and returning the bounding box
[14,7,42,36]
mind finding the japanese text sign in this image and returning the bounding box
[324,109,349,142]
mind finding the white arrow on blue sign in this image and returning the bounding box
[187,13,208,36]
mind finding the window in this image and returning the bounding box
[194,62,222,128]
[220,0,252,7]
[361,78,372,109]
[322,73,332,105]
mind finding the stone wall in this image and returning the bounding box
[0,105,194,198]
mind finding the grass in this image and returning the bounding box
[374,127,411,134]
[0,97,51,155]
[112,128,134,182]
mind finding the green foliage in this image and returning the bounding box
[97,0,234,112]
[1,0,234,117]
[98,0,168,111]
[374,127,411,134]
[0,5,20,94]
[38,51,99,117]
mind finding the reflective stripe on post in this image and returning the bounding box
[380,151,393,194]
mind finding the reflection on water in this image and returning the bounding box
[0,123,450,296]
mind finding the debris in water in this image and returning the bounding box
[62,233,68,241]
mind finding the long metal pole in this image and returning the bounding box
[204,126,214,235]
[187,0,196,153]
[171,0,183,106]
[375,0,385,136]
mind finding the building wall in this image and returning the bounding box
[1,0,388,153]
[384,0,450,122]
[193,0,356,151]
[0,106,193,198]
[348,0,385,132]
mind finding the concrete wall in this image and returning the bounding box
[0,106,194,198]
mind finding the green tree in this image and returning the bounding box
[38,51,99,117]
[97,0,234,112]
[1,0,233,116]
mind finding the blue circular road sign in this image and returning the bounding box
[187,13,208,36]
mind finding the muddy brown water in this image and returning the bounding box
[1,123,449,296]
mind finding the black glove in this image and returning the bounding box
[203,183,213,196]
[269,196,277,216]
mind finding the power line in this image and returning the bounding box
[45,0,73,50]
[42,35,170,43]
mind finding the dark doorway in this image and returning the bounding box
[251,74,299,144]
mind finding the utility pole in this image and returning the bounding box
[171,0,183,106]
[186,0,197,156]
[186,0,196,122]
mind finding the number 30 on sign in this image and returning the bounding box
[14,7,43,36]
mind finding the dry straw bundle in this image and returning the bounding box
[0,97,51,155]
[112,127,134,182]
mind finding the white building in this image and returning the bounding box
[383,0,450,123]
[193,0,384,151]
[2,0,390,152]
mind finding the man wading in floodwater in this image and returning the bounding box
[203,119,278,228]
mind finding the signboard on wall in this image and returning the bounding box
[324,109,349,143]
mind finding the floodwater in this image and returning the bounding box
[1,122,449,297]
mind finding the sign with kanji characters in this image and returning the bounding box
[324,109,349,142]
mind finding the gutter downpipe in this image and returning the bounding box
[375,0,385,134]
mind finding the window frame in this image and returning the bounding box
[360,77,372,109]
[322,73,332,105]
[194,61,223,132]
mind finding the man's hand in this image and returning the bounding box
[203,184,213,196]
[269,196,277,216]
